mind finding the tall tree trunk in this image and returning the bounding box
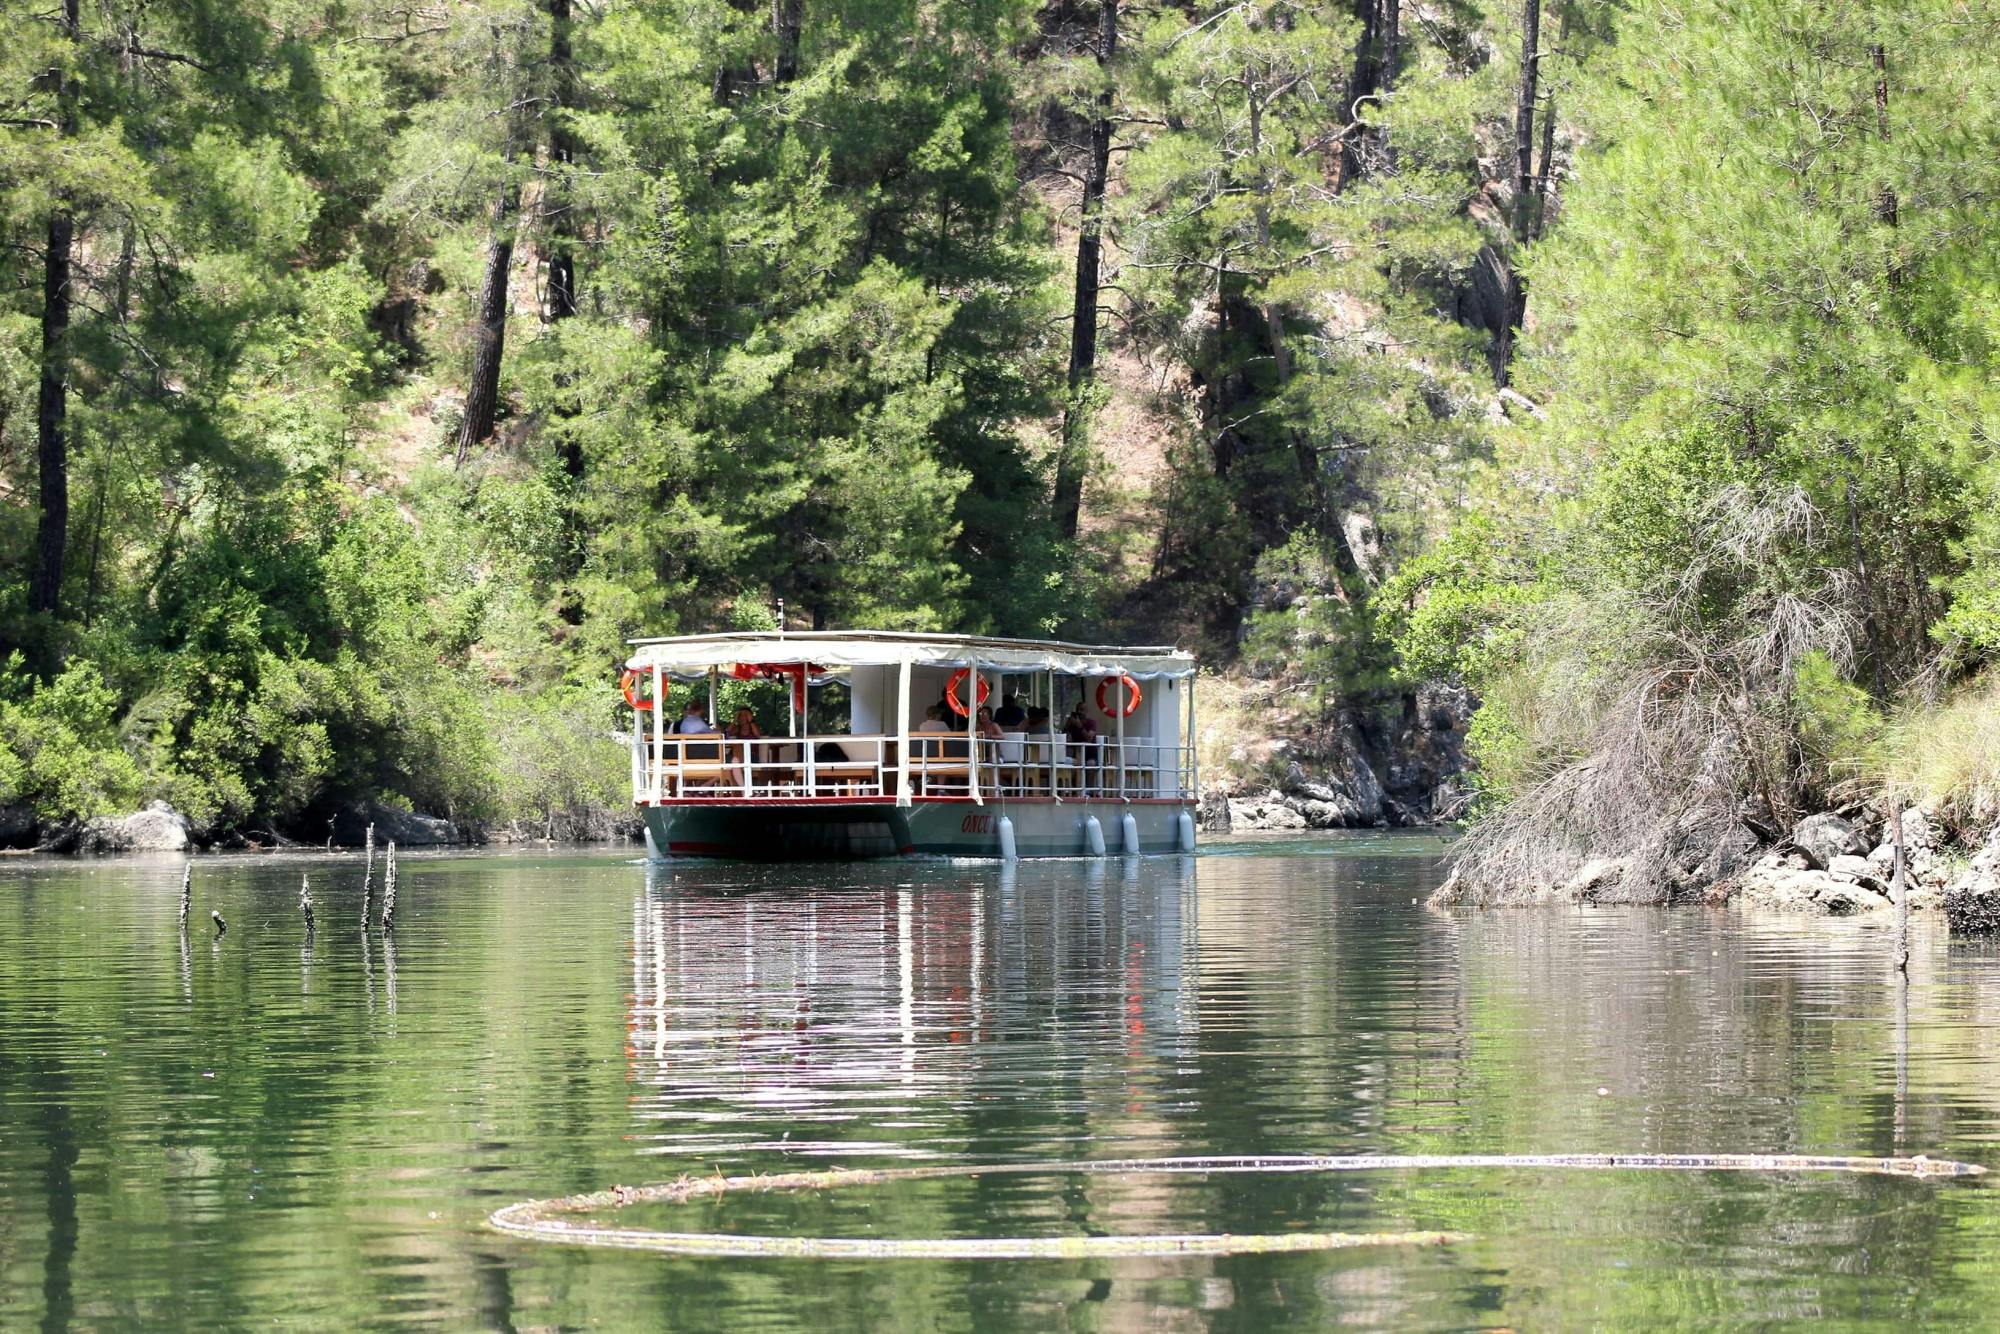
[30,0,80,620]
[457,175,521,463]
[1382,0,1399,92]
[1512,0,1542,241]
[1872,44,1900,238]
[1334,0,1399,186]
[773,0,803,84]
[1529,4,1567,241]
[1491,0,1542,386]
[1051,0,1117,543]
[545,0,578,325]
[33,212,73,618]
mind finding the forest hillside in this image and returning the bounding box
[3,1,1997,875]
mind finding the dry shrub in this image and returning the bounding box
[1448,484,1861,901]
[1882,673,2000,839]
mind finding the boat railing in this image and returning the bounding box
[635,732,1193,802]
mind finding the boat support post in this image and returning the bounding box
[895,658,912,807]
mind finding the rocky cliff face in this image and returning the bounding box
[1209,682,1473,832]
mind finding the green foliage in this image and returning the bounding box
[1790,650,1884,802]
[3,0,1996,851]
[0,656,143,820]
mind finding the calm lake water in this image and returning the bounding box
[6,833,2000,1329]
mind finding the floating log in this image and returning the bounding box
[178,864,191,934]
[300,872,316,936]
[211,910,226,938]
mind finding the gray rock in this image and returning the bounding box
[77,801,193,854]
[1297,799,1357,829]
[330,802,462,848]
[1827,854,1889,895]
[0,803,36,849]
[1866,807,1945,887]
[1196,789,1232,834]
[1819,883,1892,916]
[1735,849,1890,915]
[1943,825,2000,935]
[1560,857,1628,903]
[1227,792,1307,831]
[1790,813,1867,869]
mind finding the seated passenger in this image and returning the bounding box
[726,707,762,740]
[917,704,952,734]
[675,699,716,733]
[1026,706,1054,734]
[974,705,1003,740]
[1062,704,1098,745]
[993,693,1027,729]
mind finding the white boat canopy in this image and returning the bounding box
[625,630,1195,681]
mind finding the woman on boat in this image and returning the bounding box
[974,705,1003,740]
[724,707,762,791]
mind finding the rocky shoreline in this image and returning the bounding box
[3,798,642,856]
[1429,804,2000,928]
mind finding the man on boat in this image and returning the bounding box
[994,693,1026,729]
[675,699,716,734]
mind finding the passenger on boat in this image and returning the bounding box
[917,705,952,734]
[1062,703,1098,745]
[974,705,1003,740]
[718,708,763,791]
[1026,706,1054,734]
[993,694,1026,728]
[1063,703,1100,792]
[674,700,716,733]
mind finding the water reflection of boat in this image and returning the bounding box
[624,863,1199,1143]
[620,631,1199,860]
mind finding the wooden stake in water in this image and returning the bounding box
[1890,804,1911,974]
[360,821,375,927]
[381,841,398,932]
[178,863,191,934]
[300,872,316,937]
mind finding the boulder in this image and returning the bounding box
[1227,792,1308,831]
[1196,789,1232,834]
[1560,857,1628,903]
[0,803,36,850]
[330,802,462,848]
[34,816,81,854]
[1789,813,1867,869]
[1826,854,1889,896]
[77,801,193,854]
[1942,825,2000,935]
[1734,848,1890,916]
[1867,807,1945,887]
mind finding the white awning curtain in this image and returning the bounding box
[625,630,1195,681]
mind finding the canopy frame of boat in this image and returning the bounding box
[623,630,1199,813]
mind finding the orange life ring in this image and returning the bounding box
[620,669,656,711]
[1096,673,1142,718]
[945,668,991,717]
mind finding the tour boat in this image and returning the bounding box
[622,631,1199,860]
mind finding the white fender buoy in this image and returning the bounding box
[1177,810,1197,853]
[1083,816,1106,857]
[1121,812,1141,855]
[997,815,1018,861]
